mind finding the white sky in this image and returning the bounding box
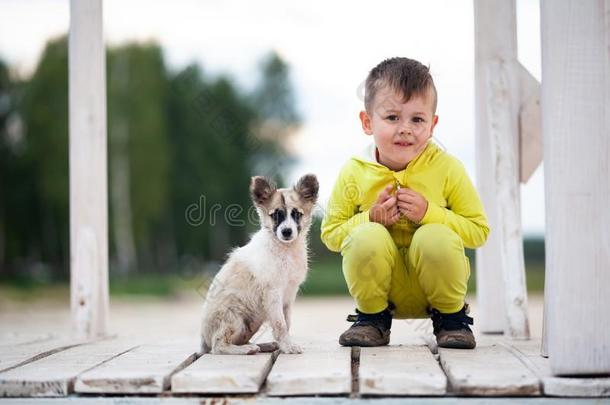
[0,0,545,235]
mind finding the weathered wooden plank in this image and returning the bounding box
[359,345,446,396]
[0,398,605,405]
[0,338,89,373]
[505,339,610,397]
[75,339,198,393]
[544,376,610,398]
[265,342,351,396]
[0,399,603,405]
[501,339,550,378]
[439,341,540,396]
[0,338,138,397]
[0,333,53,347]
[171,351,276,394]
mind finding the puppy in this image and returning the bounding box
[200,174,319,355]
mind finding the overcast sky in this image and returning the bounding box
[0,0,545,235]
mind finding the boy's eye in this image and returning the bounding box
[412,117,424,123]
[386,115,399,121]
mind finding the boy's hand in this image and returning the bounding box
[369,185,400,226]
[396,188,428,223]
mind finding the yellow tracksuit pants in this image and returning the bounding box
[341,222,470,318]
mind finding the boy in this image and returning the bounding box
[321,57,489,349]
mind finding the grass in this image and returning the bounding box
[300,255,347,296]
[0,273,209,302]
[0,282,69,303]
[303,256,545,296]
[0,257,545,300]
[302,255,546,296]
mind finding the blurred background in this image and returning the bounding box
[0,0,545,303]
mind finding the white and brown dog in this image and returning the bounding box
[200,174,319,355]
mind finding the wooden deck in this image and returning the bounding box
[1,296,609,400]
[1,333,610,399]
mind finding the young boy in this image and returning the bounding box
[321,57,489,349]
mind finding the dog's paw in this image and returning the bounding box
[244,344,261,355]
[279,342,303,354]
[210,344,260,355]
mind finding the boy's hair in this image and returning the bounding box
[364,57,437,114]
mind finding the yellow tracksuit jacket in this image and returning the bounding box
[321,141,489,252]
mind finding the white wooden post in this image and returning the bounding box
[69,0,109,339]
[541,0,610,375]
[474,0,530,338]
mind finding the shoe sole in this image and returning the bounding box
[437,335,476,349]
[338,338,390,347]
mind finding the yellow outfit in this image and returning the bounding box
[321,141,489,318]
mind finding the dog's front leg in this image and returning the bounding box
[283,303,292,331]
[267,293,302,354]
[282,280,300,332]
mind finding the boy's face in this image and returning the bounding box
[359,86,438,171]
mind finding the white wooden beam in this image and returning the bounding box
[518,64,542,183]
[474,0,530,338]
[541,0,610,376]
[69,0,109,339]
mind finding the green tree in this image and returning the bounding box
[0,58,22,277]
[166,52,301,265]
[1,43,302,284]
[252,51,300,126]
[107,43,171,276]
[167,66,256,262]
[249,51,301,184]
[16,37,70,278]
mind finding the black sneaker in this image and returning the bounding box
[429,304,476,349]
[338,305,393,347]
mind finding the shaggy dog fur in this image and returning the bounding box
[200,174,319,355]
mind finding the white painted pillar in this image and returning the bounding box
[69,0,109,339]
[541,0,610,376]
[474,0,530,338]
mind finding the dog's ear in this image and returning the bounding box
[250,176,276,206]
[294,174,319,204]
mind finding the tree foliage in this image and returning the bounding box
[0,38,300,281]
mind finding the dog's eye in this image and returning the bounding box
[270,209,286,223]
[291,209,303,222]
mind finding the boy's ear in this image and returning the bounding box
[359,110,374,135]
[430,115,439,136]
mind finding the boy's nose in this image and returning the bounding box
[398,125,413,135]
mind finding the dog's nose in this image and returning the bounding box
[281,228,293,238]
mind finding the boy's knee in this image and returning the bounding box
[341,222,393,255]
[411,223,463,262]
[341,222,395,285]
[410,224,469,310]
